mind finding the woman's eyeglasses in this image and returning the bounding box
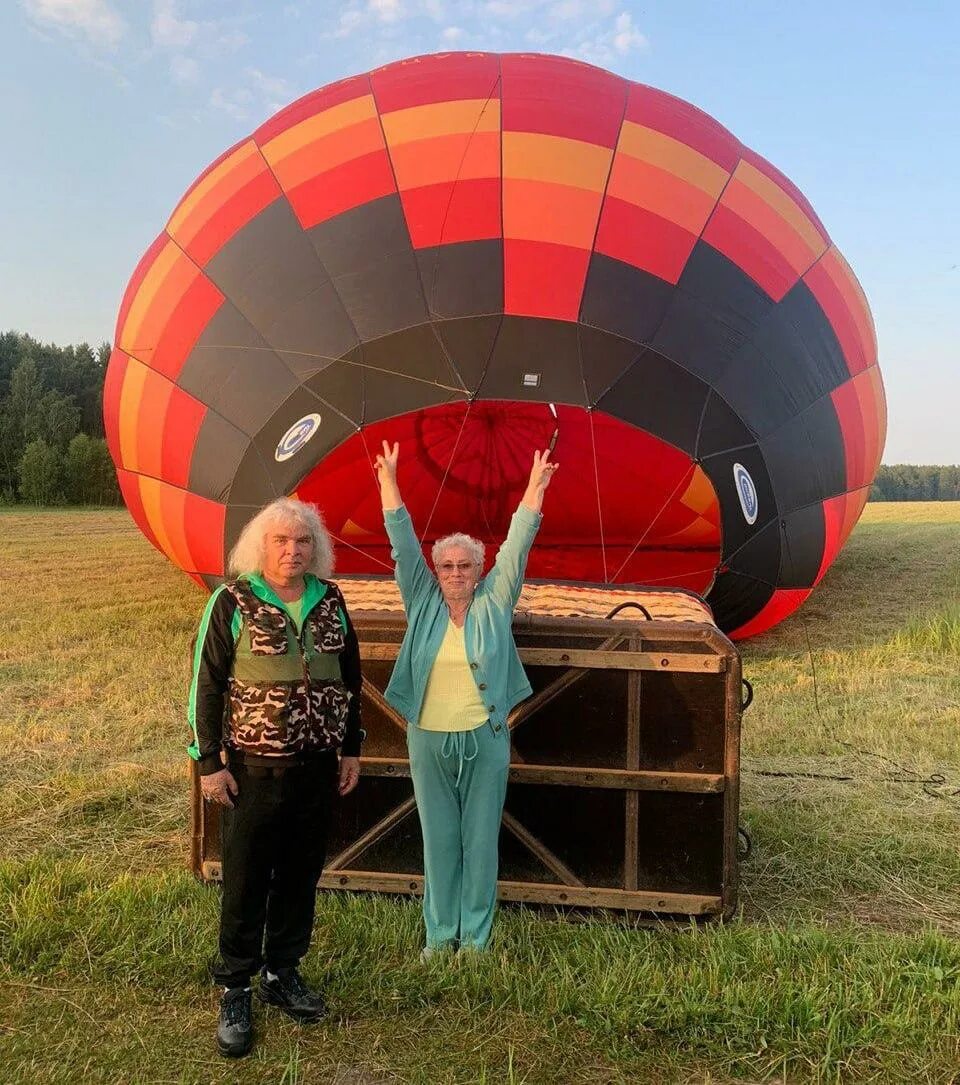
[437,561,476,574]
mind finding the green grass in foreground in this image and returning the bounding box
[0,504,958,1083]
[1,854,958,1084]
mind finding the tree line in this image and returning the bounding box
[1,329,956,506]
[0,331,119,506]
[869,464,960,501]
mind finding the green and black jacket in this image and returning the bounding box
[188,573,363,775]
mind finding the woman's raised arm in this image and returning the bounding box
[519,448,559,513]
[484,448,559,610]
[376,441,433,606]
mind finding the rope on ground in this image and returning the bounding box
[746,531,960,809]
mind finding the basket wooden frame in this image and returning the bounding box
[192,610,741,918]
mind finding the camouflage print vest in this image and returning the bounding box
[224,578,351,759]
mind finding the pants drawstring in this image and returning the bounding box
[440,728,480,786]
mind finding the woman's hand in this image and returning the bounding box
[375,440,398,484]
[528,448,559,491]
[200,767,238,807]
[521,448,559,512]
[375,440,403,510]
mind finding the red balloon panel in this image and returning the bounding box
[295,401,721,594]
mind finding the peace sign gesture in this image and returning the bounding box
[529,448,559,490]
[375,440,399,484]
[521,448,559,512]
[375,440,402,511]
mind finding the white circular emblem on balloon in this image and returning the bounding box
[275,414,322,462]
[733,462,758,525]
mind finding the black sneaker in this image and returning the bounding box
[217,987,253,1057]
[258,968,327,1022]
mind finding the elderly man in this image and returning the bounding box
[187,497,363,1058]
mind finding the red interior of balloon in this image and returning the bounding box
[296,403,722,593]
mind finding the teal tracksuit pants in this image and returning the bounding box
[407,719,510,949]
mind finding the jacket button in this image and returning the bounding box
[488,705,495,713]
[494,724,502,732]
[470,662,478,670]
[478,683,487,691]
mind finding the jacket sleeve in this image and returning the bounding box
[481,504,542,611]
[187,586,238,775]
[383,504,434,611]
[338,597,365,757]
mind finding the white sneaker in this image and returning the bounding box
[419,943,457,962]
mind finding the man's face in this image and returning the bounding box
[262,521,314,588]
[435,545,480,604]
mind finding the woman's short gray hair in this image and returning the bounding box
[227,497,334,580]
[431,532,485,570]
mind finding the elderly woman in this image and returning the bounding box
[187,497,363,1058]
[374,441,557,957]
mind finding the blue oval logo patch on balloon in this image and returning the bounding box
[733,462,758,525]
[275,414,322,462]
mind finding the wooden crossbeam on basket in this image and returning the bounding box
[501,810,585,887]
[315,870,723,915]
[357,757,725,793]
[326,796,417,872]
[360,676,408,733]
[507,632,629,732]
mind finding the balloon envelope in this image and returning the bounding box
[103,51,886,637]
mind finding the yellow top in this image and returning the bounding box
[417,620,489,732]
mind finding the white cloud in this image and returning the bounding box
[210,27,250,54]
[332,7,365,37]
[246,67,292,101]
[329,0,457,38]
[21,0,125,49]
[611,11,647,54]
[546,0,616,18]
[170,54,199,85]
[369,0,404,22]
[151,0,197,48]
[208,69,294,124]
[150,1,248,58]
[209,85,254,121]
[550,0,583,18]
[314,0,648,67]
[149,0,250,104]
[563,9,649,65]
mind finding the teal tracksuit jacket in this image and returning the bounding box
[382,503,542,727]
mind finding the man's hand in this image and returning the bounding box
[200,767,238,807]
[338,755,361,796]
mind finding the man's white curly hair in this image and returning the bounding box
[227,497,334,580]
[431,532,485,570]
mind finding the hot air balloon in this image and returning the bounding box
[103,51,885,638]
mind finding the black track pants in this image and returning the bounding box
[213,756,337,988]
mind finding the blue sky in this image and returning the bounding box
[1,1,956,463]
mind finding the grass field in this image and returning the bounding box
[0,504,958,1083]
